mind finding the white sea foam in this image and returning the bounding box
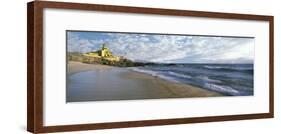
[204,65,223,69]
[130,68,179,83]
[167,71,192,79]
[204,65,252,71]
[204,83,239,95]
[197,76,222,83]
[130,67,158,76]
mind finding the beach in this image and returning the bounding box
[67,61,222,102]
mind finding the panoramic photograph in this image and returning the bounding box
[66,31,254,102]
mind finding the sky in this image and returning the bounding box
[67,31,254,63]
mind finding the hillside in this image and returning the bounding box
[67,52,147,67]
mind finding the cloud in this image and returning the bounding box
[67,31,254,63]
[174,37,254,63]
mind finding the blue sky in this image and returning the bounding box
[67,31,254,63]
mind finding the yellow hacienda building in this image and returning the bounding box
[83,43,120,61]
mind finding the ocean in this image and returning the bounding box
[131,64,254,96]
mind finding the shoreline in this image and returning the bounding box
[67,61,223,102]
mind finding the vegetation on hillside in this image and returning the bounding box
[68,52,148,67]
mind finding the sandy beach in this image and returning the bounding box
[67,61,222,102]
[67,61,114,75]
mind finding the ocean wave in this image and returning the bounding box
[196,76,222,83]
[167,71,192,79]
[204,83,240,95]
[131,66,252,96]
[203,65,253,72]
[130,68,179,83]
[130,68,158,76]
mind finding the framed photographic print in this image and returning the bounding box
[27,1,274,133]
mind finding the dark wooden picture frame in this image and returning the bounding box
[27,1,274,133]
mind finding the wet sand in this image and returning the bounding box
[67,61,222,102]
[67,61,114,75]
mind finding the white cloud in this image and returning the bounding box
[67,32,254,63]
